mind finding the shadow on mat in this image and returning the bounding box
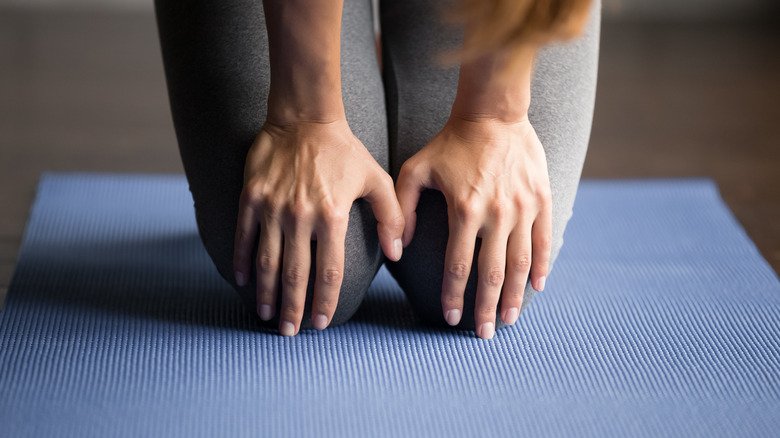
[8,232,458,334]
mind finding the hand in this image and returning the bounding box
[395,115,552,339]
[233,119,404,336]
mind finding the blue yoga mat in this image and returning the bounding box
[1,173,778,437]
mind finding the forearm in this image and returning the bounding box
[450,0,594,124]
[450,46,536,124]
[264,0,344,125]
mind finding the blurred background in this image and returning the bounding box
[1,0,778,304]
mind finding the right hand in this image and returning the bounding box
[232,118,405,336]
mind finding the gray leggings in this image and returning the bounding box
[153,0,601,331]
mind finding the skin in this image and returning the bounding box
[234,0,550,339]
[233,0,404,337]
[396,48,551,339]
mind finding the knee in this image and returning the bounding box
[390,250,541,332]
[191,197,254,307]
[193,195,383,329]
[387,189,557,332]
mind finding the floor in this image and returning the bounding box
[1,9,778,306]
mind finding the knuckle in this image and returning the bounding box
[287,201,313,222]
[237,228,253,242]
[399,159,417,179]
[506,287,524,301]
[535,255,551,270]
[242,184,263,205]
[321,206,348,227]
[321,267,343,286]
[536,234,553,250]
[263,197,282,217]
[315,296,338,313]
[257,252,277,272]
[282,302,303,317]
[387,213,405,230]
[454,197,481,221]
[447,261,470,280]
[512,193,527,210]
[487,199,507,217]
[257,285,274,300]
[441,293,462,308]
[379,171,395,189]
[483,267,505,287]
[536,185,552,205]
[283,266,307,287]
[477,304,498,318]
[512,254,531,272]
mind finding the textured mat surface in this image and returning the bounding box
[1,173,778,437]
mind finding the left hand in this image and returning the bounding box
[395,115,552,339]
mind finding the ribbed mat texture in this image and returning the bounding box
[1,173,778,437]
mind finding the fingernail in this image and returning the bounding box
[536,276,546,292]
[259,304,273,321]
[445,309,461,326]
[393,238,403,261]
[235,271,246,287]
[503,307,519,325]
[279,321,295,337]
[313,313,329,331]
[478,322,495,340]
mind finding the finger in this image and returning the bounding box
[311,214,348,330]
[256,211,283,321]
[474,227,510,340]
[362,170,405,261]
[500,215,534,325]
[531,194,553,292]
[394,159,431,247]
[278,219,313,336]
[233,189,258,287]
[440,206,480,327]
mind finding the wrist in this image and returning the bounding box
[266,55,344,125]
[267,81,345,125]
[443,112,529,146]
[450,47,535,124]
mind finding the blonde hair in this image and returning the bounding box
[447,0,593,74]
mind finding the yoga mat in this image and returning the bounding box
[1,173,778,437]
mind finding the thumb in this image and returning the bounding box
[394,159,430,248]
[362,169,406,262]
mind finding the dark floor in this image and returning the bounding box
[1,9,778,305]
